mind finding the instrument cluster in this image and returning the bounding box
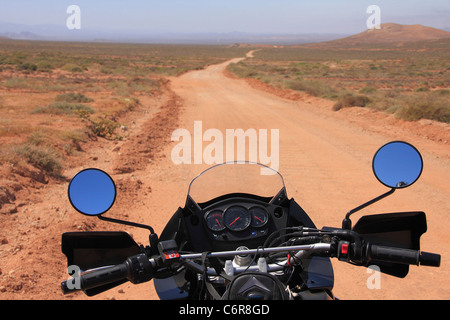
[202,199,280,242]
[205,205,268,232]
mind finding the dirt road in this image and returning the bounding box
[119,53,449,299]
[1,52,448,300]
[162,56,450,300]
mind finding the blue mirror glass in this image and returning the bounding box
[372,141,423,189]
[68,168,116,216]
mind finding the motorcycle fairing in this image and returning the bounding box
[156,197,335,299]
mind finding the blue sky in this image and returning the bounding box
[0,0,449,34]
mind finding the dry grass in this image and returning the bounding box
[228,39,450,123]
[332,94,371,111]
[12,144,63,178]
[31,102,95,115]
[0,39,249,178]
[396,90,450,122]
[55,92,93,103]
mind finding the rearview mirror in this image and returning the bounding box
[372,141,423,189]
[68,168,116,216]
[343,141,424,230]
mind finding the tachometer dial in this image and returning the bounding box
[205,210,225,232]
[250,206,268,228]
[223,206,251,232]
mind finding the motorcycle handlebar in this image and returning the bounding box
[61,238,441,295]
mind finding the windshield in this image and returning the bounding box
[187,162,286,205]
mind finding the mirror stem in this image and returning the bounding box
[342,188,395,230]
[98,215,155,234]
[97,216,160,254]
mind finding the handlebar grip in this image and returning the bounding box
[368,245,420,265]
[367,245,441,267]
[61,264,129,294]
[82,264,129,291]
[419,251,441,267]
[61,253,155,294]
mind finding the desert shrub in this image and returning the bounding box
[227,62,260,78]
[288,79,337,98]
[56,92,94,103]
[61,63,85,73]
[26,131,48,146]
[359,86,377,94]
[127,77,160,92]
[333,93,371,111]
[35,61,56,72]
[31,102,94,115]
[58,130,87,155]
[118,98,140,111]
[89,118,120,138]
[13,144,63,177]
[77,110,120,139]
[396,94,450,123]
[17,62,37,72]
[59,129,86,144]
[414,87,430,92]
[26,128,84,153]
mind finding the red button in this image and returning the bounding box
[341,243,349,255]
[165,250,179,259]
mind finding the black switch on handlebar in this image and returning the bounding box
[157,240,180,265]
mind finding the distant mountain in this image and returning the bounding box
[0,21,348,44]
[304,23,450,47]
[0,31,42,40]
[3,21,447,46]
[0,21,87,41]
[345,23,450,43]
[114,32,348,45]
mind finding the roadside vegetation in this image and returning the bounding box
[227,39,450,123]
[0,39,249,181]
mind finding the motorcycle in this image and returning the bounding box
[61,141,440,300]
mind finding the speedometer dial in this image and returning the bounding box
[250,206,268,228]
[223,206,251,232]
[205,210,225,232]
